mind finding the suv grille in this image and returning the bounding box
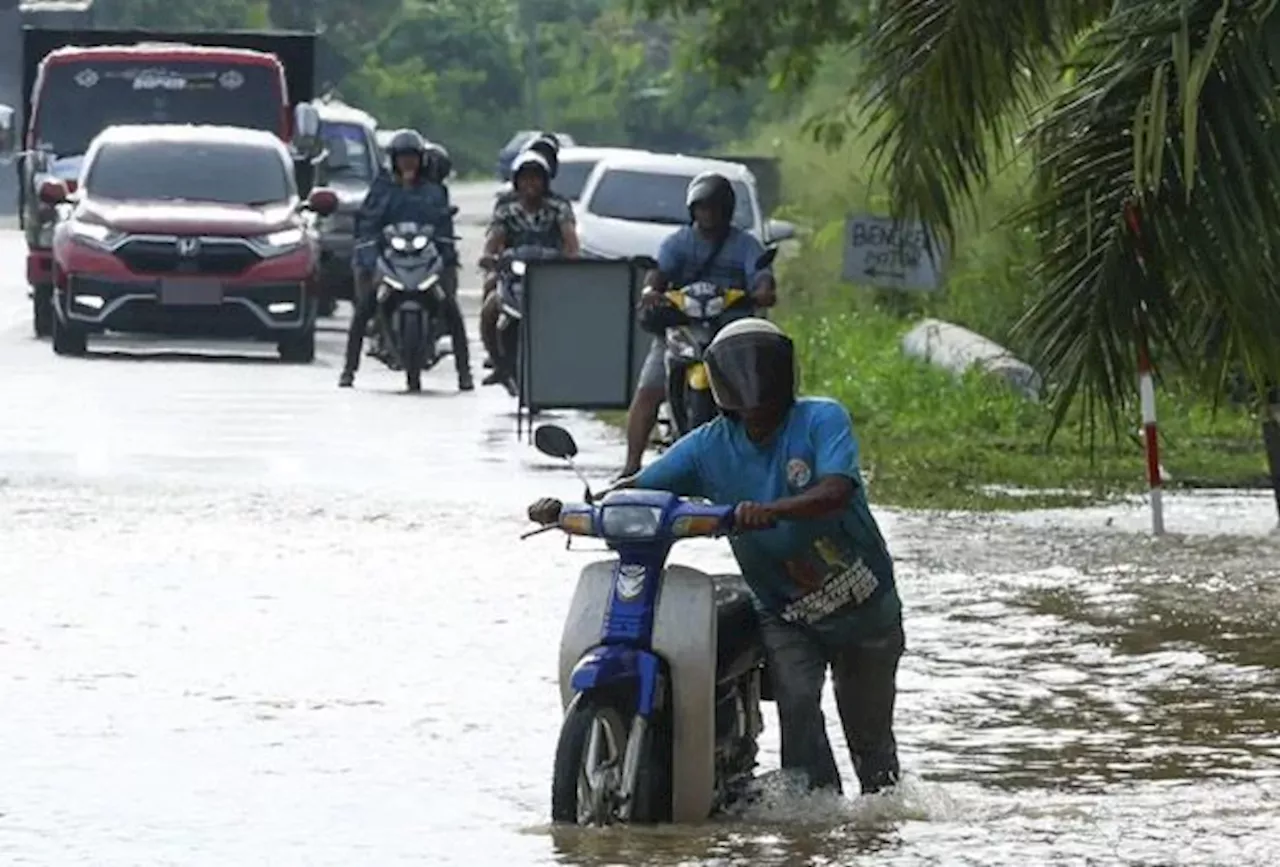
[115,238,263,275]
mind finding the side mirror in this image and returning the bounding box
[450,205,459,216]
[632,255,658,271]
[755,247,778,269]
[292,103,322,158]
[534,424,578,460]
[306,187,338,216]
[0,103,14,157]
[765,218,796,243]
[38,177,68,205]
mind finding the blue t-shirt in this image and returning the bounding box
[634,397,901,645]
[656,226,771,290]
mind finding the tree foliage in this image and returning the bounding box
[92,0,772,174]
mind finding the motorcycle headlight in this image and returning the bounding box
[601,505,664,539]
[251,227,305,256]
[511,260,526,276]
[412,235,429,251]
[417,273,440,291]
[67,217,123,249]
[390,236,408,252]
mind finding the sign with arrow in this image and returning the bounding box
[841,213,946,292]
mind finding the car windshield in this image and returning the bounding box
[551,160,595,201]
[33,59,283,156]
[587,169,754,229]
[85,139,293,204]
[321,121,375,182]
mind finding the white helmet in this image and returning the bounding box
[705,318,796,412]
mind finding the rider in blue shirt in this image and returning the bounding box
[619,172,777,477]
[528,318,904,796]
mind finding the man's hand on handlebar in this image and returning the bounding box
[528,497,564,525]
[637,289,667,311]
[751,285,778,308]
[734,501,778,530]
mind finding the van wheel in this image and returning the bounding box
[51,314,86,356]
[278,329,315,363]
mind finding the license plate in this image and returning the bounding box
[159,278,222,306]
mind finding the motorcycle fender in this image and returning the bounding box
[686,362,709,390]
[650,563,718,823]
[557,561,717,823]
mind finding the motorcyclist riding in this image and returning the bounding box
[619,171,776,476]
[529,318,905,797]
[481,133,569,371]
[339,129,473,391]
[478,149,580,386]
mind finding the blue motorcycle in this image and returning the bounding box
[527,424,771,825]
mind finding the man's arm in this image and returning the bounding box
[556,199,580,257]
[624,426,705,496]
[353,176,390,242]
[639,231,682,305]
[741,232,777,307]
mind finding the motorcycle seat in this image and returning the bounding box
[712,575,763,684]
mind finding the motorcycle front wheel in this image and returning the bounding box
[398,309,424,391]
[551,693,672,825]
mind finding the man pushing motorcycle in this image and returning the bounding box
[339,129,473,391]
[619,172,777,477]
[528,318,905,797]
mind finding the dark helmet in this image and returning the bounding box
[511,150,552,186]
[524,133,560,178]
[386,128,426,168]
[423,140,452,182]
[704,318,796,414]
[686,172,736,224]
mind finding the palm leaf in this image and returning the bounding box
[1014,0,1280,436]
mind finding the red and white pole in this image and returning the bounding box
[1137,341,1165,534]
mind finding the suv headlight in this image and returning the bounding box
[250,227,306,256]
[66,217,123,250]
[601,505,664,539]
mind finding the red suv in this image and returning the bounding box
[40,123,337,360]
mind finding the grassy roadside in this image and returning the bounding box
[603,68,1269,511]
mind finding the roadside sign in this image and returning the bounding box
[841,213,945,291]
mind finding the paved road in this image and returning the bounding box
[2,183,1279,866]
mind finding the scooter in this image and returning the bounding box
[641,248,778,437]
[370,221,450,391]
[526,424,771,825]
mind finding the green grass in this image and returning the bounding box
[605,67,1270,511]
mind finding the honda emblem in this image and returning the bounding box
[176,237,200,257]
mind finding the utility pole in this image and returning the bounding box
[519,0,541,126]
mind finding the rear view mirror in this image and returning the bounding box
[450,205,459,216]
[755,248,778,269]
[765,218,796,243]
[534,424,578,460]
[0,104,14,157]
[307,187,338,216]
[38,177,68,205]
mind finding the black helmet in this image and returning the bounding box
[423,141,451,182]
[511,150,552,186]
[704,318,796,413]
[686,172,736,223]
[386,129,426,166]
[525,133,560,178]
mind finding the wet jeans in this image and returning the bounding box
[759,612,905,795]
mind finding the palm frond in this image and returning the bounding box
[856,0,1112,244]
[1014,0,1280,437]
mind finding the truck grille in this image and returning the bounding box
[115,238,263,276]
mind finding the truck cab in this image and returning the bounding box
[0,28,323,337]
